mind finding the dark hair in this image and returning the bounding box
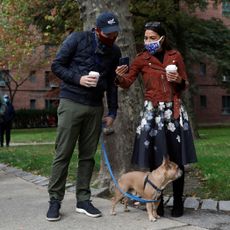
[144,21,172,50]
[145,22,166,36]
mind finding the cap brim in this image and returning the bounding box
[101,25,120,34]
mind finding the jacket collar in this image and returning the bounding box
[142,49,177,59]
[141,49,177,67]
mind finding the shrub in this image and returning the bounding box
[13,109,57,128]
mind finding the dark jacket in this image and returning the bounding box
[117,50,188,119]
[0,98,6,124]
[51,31,121,116]
[4,102,15,123]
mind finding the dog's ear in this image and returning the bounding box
[162,155,170,164]
[162,154,170,168]
[162,156,166,166]
[162,155,170,166]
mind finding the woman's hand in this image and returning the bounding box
[115,65,129,77]
[166,71,182,84]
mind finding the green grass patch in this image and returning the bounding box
[0,128,101,183]
[0,145,55,176]
[0,127,230,200]
[194,127,230,200]
[11,128,57,143]
[0,144,101,182]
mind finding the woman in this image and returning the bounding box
[115,22,197,217]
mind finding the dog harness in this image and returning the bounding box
[101,138,160,203]
[144,174,163,193]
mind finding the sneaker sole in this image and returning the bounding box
[46,215,61,221]
[76,208,102,218]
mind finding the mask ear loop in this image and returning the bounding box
[95,27,101,32]
[159,35,165,45]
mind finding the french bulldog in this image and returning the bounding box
[111,157,183,221]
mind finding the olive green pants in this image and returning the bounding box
[48,99,103,202]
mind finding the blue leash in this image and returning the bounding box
[101,138,160,203]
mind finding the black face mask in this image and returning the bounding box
[97,32,116,47]
[95,38,113,55]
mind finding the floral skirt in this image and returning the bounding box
[131,101,197,170]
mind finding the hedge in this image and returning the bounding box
[13,109,57,128]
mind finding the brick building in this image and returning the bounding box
[1,1,230,125]
[183,0,230,125]
[9,68,59,111]
[0,45,59,111]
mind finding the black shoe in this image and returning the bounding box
[46,199,61,221]
[76,200,102,218]
[156,196,164,216]
[171,199,184,217]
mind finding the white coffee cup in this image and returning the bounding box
[88,71,100,87]
[165,64,178,73]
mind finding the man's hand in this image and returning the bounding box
[80,75,98,87]
[103,116,114,127]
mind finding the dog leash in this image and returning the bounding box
[101,137,160,203]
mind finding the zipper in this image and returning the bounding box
[161,74,173,100]
[161,74,166,92]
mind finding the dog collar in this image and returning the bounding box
[144,174,163,193]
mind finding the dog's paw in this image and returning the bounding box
[134,201,140,206]
[111,211,116,216]
[152,211,160,219]
[149,216,157,222]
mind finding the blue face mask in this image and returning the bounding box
[4,97,9,103]
[144,37,163,55]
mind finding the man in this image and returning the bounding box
[0,95,15,147]
[46,12,121,221]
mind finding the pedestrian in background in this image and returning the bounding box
[0,94,15,147]
[46,12,121,221]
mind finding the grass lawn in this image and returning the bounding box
[0,128,101,182]
[10,128,57,143]
[0,127,229,200]
[194,127,230,200]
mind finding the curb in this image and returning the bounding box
[1,163,230,213]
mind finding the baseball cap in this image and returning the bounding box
[96,12,120,34]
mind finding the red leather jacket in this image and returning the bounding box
[117,49,188,119]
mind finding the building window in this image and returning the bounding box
[222,1,230,16]
[30,99,36,109]
[44,44,55,58]
[45,71,50,87]
[200,95,207,108]
[222,75,230,83]
[44,71,59,88]
[29,70,36,83]
[45,99,58,109]
[0,71,6,87]
[199,62,206,76]
[222,96,230,114]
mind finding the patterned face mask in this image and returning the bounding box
[144,36,163,55]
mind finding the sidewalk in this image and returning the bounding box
[0,164,230,230]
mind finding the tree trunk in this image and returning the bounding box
[76,0,143,188]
